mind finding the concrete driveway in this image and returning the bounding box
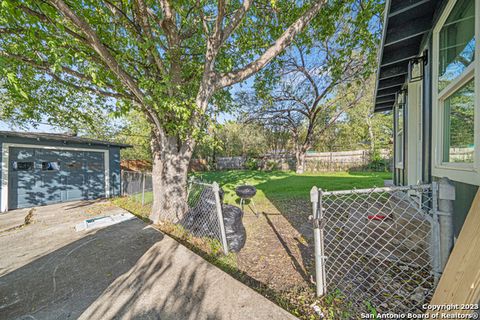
[0,201,297,320]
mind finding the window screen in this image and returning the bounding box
[42,161,60,171]
[12,161,34,171]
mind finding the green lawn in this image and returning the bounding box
[122,170,391,208]
[194,170,392,204]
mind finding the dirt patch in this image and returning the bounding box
[236,205,312,291]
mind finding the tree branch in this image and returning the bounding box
[47,0,165,135]
[135,0,168,77]
[0,51,132,100]
[221,0,253,43]
[48,0,145,103]
[216,0,326,89]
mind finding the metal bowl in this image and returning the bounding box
[235,185,257,199]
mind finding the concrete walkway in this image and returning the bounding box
[0,201,297,320]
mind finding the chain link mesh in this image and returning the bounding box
[317,184,438,315]
[121,171,227,253]
[182,180,224,243]
[121,171,153,205]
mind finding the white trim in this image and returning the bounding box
[437,63,475,100]
[431,0,480,186]
[407,81,423,184]
[394,103,404,169]
[1,143,110,212]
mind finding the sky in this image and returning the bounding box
[0,120,64,133]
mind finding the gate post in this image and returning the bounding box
[437,177,455,271]
[121,171,124,196]
[430,182,442,282]
[310,186,327,297]
[213,182,229,255]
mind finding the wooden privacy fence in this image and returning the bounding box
[215,149,391,172]
[304,149,390,172]
[216,156,247,170]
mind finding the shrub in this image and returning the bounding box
[244,158,258,170]
[264,160,278,171]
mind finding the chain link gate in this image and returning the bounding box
[310,183,441,315]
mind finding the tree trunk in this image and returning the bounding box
[149,136,192,224]
[295,149,307,174]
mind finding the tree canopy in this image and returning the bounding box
[1,0,328,136]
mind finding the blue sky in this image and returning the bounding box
[0,120,64,133]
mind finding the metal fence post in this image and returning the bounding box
[437,177,455,271]
[121,171,124,196]
[141,172,146,205]
[213,182,229,255]
[430,181,442,283]
[310,186,327,297]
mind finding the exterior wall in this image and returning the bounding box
[0,135,122,211]
[433,177,478,238]
[109,146,121,197]
[393,103,406,185]
[394,0,478,238]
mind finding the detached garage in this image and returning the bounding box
[0,131,130,212]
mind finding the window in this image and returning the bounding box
[443,79,475,162]
[42,161,60,171]
[438,0,476,92]
[433,0,479,185]
[12,161,34,171]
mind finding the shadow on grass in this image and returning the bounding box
[252,172,392,278]
[263,212,310,283]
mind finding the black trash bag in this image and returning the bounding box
[222,204,246,252]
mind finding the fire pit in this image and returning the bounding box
[235,185,258,216]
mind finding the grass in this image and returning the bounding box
[194,170,391,203]
[122,170,391,207]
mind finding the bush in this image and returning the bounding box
[365,149,391,172]
[264,160,278,171]
[244,158,258,170]
[366,158,391,172]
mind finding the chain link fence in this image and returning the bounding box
[181,179,229,254]
[310,184,440,315]
[121,171,153,205]
[121,171,228,255]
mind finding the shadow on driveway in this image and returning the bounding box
[0,219,223,320]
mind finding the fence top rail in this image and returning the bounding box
[188,178,215,188]
[319,184,432,196]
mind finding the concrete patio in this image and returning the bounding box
[0,201,297,320]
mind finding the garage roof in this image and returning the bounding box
[374,0,443,112]
[0,131,131,148]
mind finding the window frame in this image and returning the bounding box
[432,0,480,185]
